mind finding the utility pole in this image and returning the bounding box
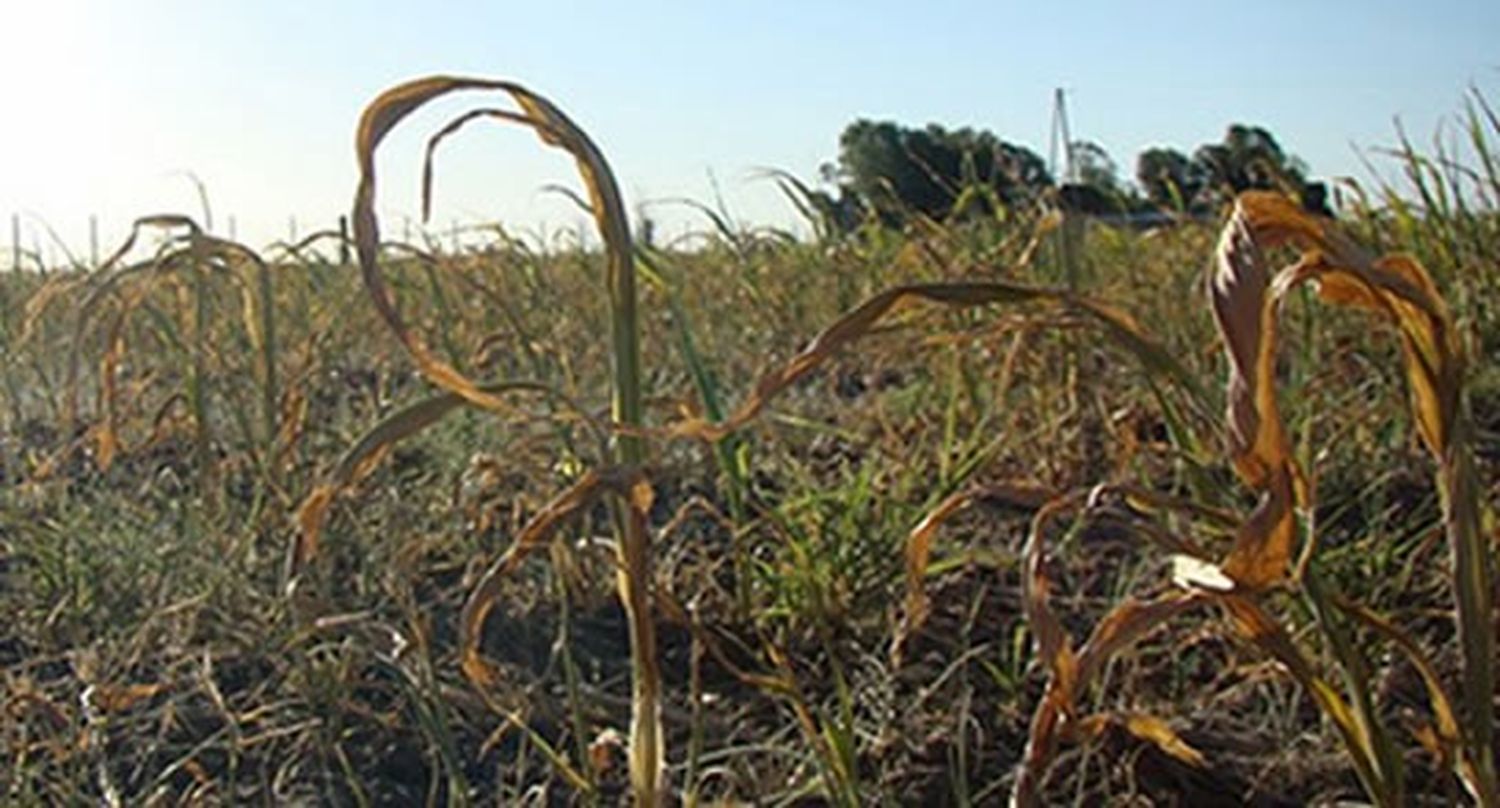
[89,215,100,267]
[1049,88,1083,290]
[1049,87,1077,184]
[10,213,18,272]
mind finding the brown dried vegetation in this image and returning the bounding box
[3,78,1498,806]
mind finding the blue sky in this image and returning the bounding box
[2,1,1496,260]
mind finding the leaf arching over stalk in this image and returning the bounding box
[665,279,1206,444]
[1208,191,1465,590]
[353,76,637,425]
[350,75,662,804]
[56,217,276,478]
[1208,190,1493,803]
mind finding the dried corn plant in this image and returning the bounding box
[896,191,1494,806]
[299,76,1207,802]
[19,216,283,492]
[279,69,1494,805]
[4,78,1496,804]
[288,75,668,804]
[1204,191,1495,806]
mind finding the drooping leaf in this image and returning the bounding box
[895,482,1054,663]
[460,466,649,688]
[1071,712,1207,768]
[288,380,592,573]
[1012,490,1210,807]
[669,280,1202,443]
[1210,192,1493,801]
[353,76,637,427]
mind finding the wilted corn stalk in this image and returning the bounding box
[39,216,279,490]
[1207,191,1495,805]
[894,190,1493,806]
[295,75,666,804]
[300,156,1199,802]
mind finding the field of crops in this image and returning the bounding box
[2,77,1498,806]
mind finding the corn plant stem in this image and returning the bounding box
[256,258,278,459]
[189,247,213,497]
[605,191,663,805]
[615,501,662,801]
[1443,414,1497,805]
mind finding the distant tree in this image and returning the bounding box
[829,119,1332,226]
[1193,124,1330,214]
[834,119,1052,222]
[1194,124,1283,191]
[1069,141,1118,193]
[1062,140,1131,214]
[1135,147,1206,211]
[1133,126,1330,216]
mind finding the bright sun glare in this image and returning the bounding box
[0,3,108,211]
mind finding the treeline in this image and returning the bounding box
[806,119,1330,229]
